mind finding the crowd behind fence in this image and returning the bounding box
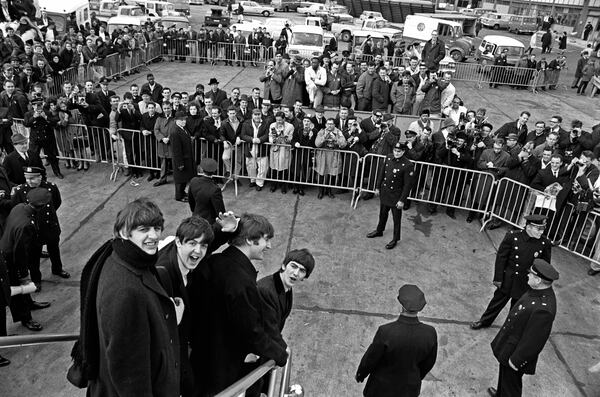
[22,117,600,267]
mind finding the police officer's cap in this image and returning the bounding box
[530,259,559,282]
[394,141,408,151]
[524,214,547,227]
[199,158,218,174]
[31,97,44,105]
[23,166,43,177]
[27,187,51,207]
[99,76,110,84]
[382,113,394,122]
[397,284,426,311]
[405,130,418,137]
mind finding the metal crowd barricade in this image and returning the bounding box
[194,137,236,182]
[114,128,161,173]
[232,141,360,203]
[486,177,600,265]
[53,124,117,175]
[160,39,271,66]
[355,154,497,215]
[449,62,485,86]
[480,64,538,90]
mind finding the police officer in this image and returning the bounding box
[188,158,226,224]
[12,166,69,293]
[356,284,437,396]
[366,141,414,249]
[488,259,558,397]
[0,188,52,332]
[471,214,551,329]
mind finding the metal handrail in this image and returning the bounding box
[279,348,293,397]
[214,359,276,397]
[0,333,79,349]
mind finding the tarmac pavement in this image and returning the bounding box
[0,60,598,396]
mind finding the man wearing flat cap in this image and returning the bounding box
[487,259,558,397]
[188,158,226,223]
[471,214,552,330]
[366,141,415,249]
[0,187,52,332]
[356,284,437,397]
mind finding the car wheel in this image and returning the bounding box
[493,24,500,30]
[450,50,462,63]
[262,10,270,17]
[341,31,351,42]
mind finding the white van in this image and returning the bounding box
[403,15,473,62]
[39,0,91,36]
[287,25,324,58]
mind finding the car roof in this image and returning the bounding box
[39,0,89,13]
[481,35,525,47]
[292,25,323,33]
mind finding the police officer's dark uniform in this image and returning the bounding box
[188,158,226,224]
[11,167,69,287]
[488,259,558,397]
[366,141,414,249]
[356,284,437,397]
[471,215,551,329]
[23,97,63,179]
[0,187,52,332]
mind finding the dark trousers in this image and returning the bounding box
[159,157,172,180]
[377,202,402,240]
[31,140,61,175]
[0,126,14,154]
[496,363,523,396]
[30,236,63,281]
[123,137,143,175]
[0,304,6,336]
[6,256,32,323]
[479,288,519,326]
[357,98,371,111]
[88,125,110,159]
[175,182,187,200]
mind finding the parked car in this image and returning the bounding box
[359,11,383,21]
[271,0,302,12]
[316,5,353,24]
[507,15,537,34]
[160,15,190,30]
[461,7,496,17]
[235,1,275,16]
[169,0,191,15]
[473,35,525,66]
[205,8,231,26]
[230,20,264,35]
[479,12,512,30]
[297,3,327,16]
[288,24,325,57]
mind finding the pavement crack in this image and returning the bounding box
[549,336,588,397]
[286,194,300,254]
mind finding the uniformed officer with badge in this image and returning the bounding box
[487,259,558,397]
[366,141,414,249]
[11,166,69,293]
[471,214,551,330]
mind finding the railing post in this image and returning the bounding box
[278,349,292,397]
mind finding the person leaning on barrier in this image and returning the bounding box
[153,101,177,187]
[471,215,552,331]
[140,73,164,104]
[490,49,510,89]
[241,109,270,191]
[291,114,318,196]
[190,213,289,396]
[367,141,414,249]
[118,92,144,179]
[356,284,437,396]
[140,101,161,181]
[268,111,294,194]
[220,105,244,180]
[156,213,239,396]
[75,91,108,168]
[314,117,347,199]
[486,259,558,397]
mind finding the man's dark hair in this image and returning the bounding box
[176,216,214,245]
[571,119,583,128]
[123,92,133,100]
[230,213,274,247]
[282,248,315,278]
[113,198,164,238]
[581,150,595,160]
[520,111,531,117]
[552,115,562,123]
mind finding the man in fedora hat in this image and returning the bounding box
[170,114,195,202]
[487,259,558,397]
[3,133,44,185]
[366,141,415,249]
[471,214,552,330]
[205,78,227,108]
[356,284,437,397]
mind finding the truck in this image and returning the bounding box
[287,24,325,58]
[330,18,403,42]
[97,2,175,23]
[38,0,91,38]
[402,15,473,62]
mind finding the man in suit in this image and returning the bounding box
[236,94,251,121]
[189,214,288,396]
[141,73,164,104]
[0,79,28,120]
[119,93,143,178]
[154,102,177,186]
[0,188,52,332]
[247,87,263,111]
[11,166,69,291]
[188,158,225,223]
[97,77,116,114]
[471,215,552,330]
[495,111,530,145]
[356,284,437,397]
[170,115,195,202]
[421,30,445,72]
[240,110,270,191]
[205,78,227,108]
[547,115,569,143]
[156,214,239,397]
[366,141,415,249]
[3,133,45,185]
[487,259,558,397]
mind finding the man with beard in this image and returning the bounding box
[190,214,288,396]
[156,213,238,396]
[366,142,415,249]
[471,215,551,330]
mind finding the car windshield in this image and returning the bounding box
[524,17,536,23]
[496,46,523,56]
[374,20,391,28]
[46,13,66,32]
[453,26,463,38]
[291,32,323,46]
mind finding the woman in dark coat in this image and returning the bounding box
[170,115,195,202]
[88,198,181,397]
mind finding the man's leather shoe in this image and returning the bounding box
[428,204,437,214]
[30,301,51,310]
[317,190,324,199]
[446,209,456,219]
[147,174,156,182]
[34,283,41,293]
[470,321,489,330]
[588,269,600,276]
[487,387,497,397]
[403,202,411,210]
[153,179,167,187]
[361,193,374,200]
[366,230,383,238]
[0,355,10,367]
[21,320,43,331]
[249,182,257,188]
[53,270,70,279]
[487,219,503,230]
[298,189,305,196]
[466,214,474,223]
[55,172,64,179]
[385,240,398,249]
